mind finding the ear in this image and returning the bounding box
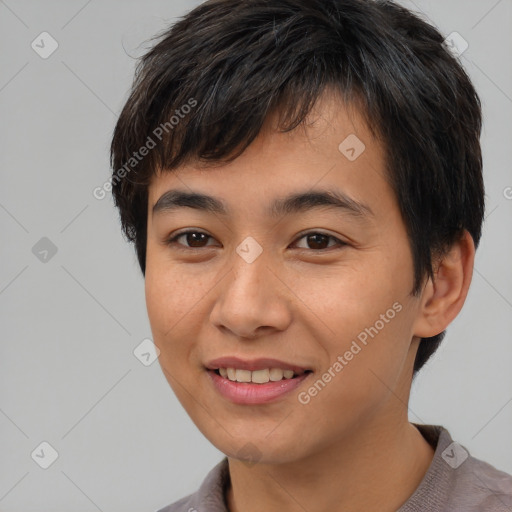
[412,230,475,338]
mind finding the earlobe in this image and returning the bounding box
[412,230,475,338]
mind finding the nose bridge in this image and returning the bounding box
[229,240,270,300]
[210,239,291,337]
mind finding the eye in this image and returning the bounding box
[166,229,346,251]
[166,229,217,249]
[292,231,346,251]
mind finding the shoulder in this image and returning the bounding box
[154,457,230,512]
[451,454,512,511]
[155,492,195,512]
[402,425,512,512]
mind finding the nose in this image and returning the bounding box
[209,251,293,339]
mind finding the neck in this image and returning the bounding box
[226,414,435,512]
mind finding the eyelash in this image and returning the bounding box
[165,229,347,252]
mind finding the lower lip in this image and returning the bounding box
[207,370,311,405]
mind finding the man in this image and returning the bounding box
[110,0,512,510]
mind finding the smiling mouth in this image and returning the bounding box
[212,367,313,384]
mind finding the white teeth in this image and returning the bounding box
[217,367,299,383]
[235,369,252,382]
[269,368,285,381]
[251,369,269,383]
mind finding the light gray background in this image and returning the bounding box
[1,0,511,511]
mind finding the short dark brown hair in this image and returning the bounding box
[110,0,485,375]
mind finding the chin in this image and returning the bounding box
[205,429,307,466]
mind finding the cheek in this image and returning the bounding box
[295,256,415,393]
[294,257,409,337]
[292,308,414,449]
[144,262,206,401]
[145,247,202,332]
[144,254,219,371]
[145,270,178,336]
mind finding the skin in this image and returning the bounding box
[145,90,475,512]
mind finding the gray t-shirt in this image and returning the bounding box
[157,425,512,512]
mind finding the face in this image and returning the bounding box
[145,92,424,465]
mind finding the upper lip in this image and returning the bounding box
[205,357,311,375]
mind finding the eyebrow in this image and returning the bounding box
[152,188,374,220]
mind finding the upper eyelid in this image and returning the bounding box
[167,229,346,248]
[169,229,217,246]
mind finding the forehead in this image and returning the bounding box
[147,93,393,220]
